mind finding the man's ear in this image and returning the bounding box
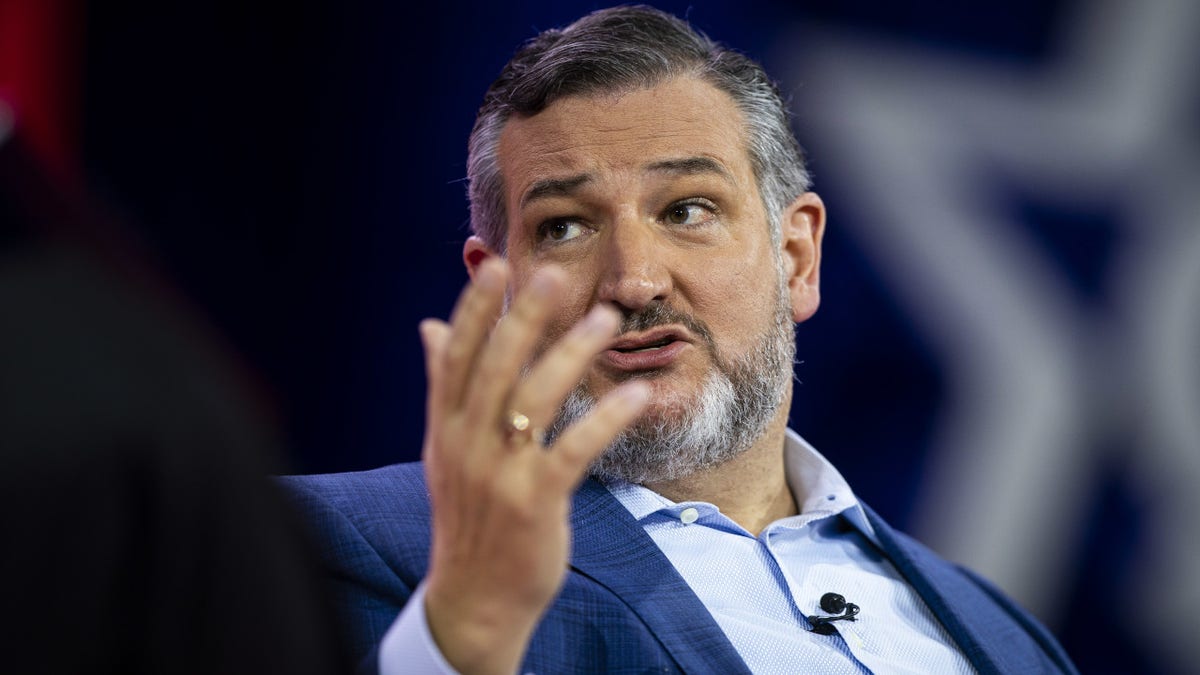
[462,236,499,281]
[780,192,826,323]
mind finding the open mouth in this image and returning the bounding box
[603,328,690,371]
[614,336,676,353]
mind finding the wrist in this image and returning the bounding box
[424,580,541,675]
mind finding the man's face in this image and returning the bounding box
[476,76,821,473]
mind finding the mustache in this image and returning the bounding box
[614,301,717,354]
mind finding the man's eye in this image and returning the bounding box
[664,201,714,226]
[539,220,586,243]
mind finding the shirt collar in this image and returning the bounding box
[604,428,879,543]
[781,428,878,542]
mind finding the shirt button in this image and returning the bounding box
[680,507,700,524]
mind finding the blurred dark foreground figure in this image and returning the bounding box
[0,122,350,674]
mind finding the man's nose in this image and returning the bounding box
[596,219,672,312]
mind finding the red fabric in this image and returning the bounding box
[0,0,80,177]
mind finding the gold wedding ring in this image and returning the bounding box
[508,410,531,433]
[506,410,545,446]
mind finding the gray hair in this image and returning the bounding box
[466,5,811,253]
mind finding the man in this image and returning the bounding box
[282,6,1078,674]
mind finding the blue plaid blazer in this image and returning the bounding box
[281,463,1076,674]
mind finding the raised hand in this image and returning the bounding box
[417,259,649,674]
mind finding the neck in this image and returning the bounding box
[643,407,795,536]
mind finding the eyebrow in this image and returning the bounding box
[517,156,734,208]
[521,173,592,208]
[645,156,734,183]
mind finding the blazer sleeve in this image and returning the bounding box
[279,471,428,675]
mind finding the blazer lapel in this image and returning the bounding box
[864,504,1017,675]
[570,479,751,675]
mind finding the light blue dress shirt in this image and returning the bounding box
[605,429,974,674]
[381,429,975,674]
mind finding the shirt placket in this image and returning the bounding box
[760,517,874,674]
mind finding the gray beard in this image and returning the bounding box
[545,277,796,485]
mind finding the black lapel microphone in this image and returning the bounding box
[808,592,860,635]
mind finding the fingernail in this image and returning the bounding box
[579,305,618,336]
[417,319,444,355]
[529,268,564,298]
[614,381,651,407]
[477,259,506,291]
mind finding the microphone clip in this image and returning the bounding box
[808,592,859,635]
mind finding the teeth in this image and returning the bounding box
[624,339,672,352]
[613,337,674,353]
[630,344,664,353]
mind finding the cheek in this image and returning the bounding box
[531,285,596,358]
[689,253,776,309]
[690,260,781,339]
[509,255,602,337]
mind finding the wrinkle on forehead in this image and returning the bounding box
[497,76,754,203]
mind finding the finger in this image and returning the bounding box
[462,267,566,434]
[547,381,650,481]
[418,318,452,435]
[439,259,508,411]
[510,304,620,426]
